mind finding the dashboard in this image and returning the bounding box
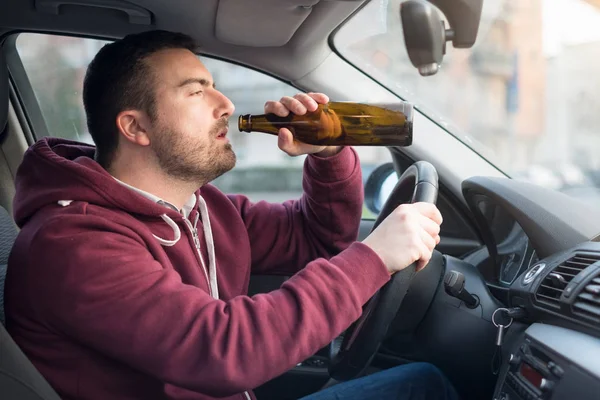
[461,176,600,400]
[462,188,540,287]
[495,221,538,286]
[463,177,600,336]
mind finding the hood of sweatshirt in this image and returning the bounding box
[13,137,185,227]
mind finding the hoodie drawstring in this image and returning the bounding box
[152,214,182,247]
[197,196,219,300]
[152,196,219,300]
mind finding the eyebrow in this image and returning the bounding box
[177,78,216,89]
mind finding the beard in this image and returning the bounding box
[149,118,236,185]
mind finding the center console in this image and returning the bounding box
[493,324,600,400]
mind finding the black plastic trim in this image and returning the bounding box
[3,34,49,143]
[462,176,600,260]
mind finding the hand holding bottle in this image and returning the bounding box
[240,97,413,148]
[362,203,443,274]
[263,92,339,156]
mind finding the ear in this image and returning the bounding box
[116,110,152,146]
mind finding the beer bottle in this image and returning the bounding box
[238,101,413,146]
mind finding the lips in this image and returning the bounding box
[214,118,229,139]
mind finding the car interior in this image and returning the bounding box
[1,0,600,400]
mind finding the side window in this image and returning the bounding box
[16,33,108,144]
[14,33,393,219]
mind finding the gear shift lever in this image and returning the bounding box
[444,270,479,309]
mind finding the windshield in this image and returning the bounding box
[335,0,600,205]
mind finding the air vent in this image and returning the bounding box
[573,273,600,324]
[536,254,600,308]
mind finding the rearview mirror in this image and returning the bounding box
[365,163,399,215]
[401,0,483,76]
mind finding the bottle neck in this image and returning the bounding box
[238,114,252,133]
[239,113,293,136]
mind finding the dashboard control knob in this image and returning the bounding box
[509,353,521,366]
[547,361,564,378]
[523,263,546,285]
[540,378,555,392]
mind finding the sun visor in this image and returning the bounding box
[215,0,320,47]
[0,49,7,133]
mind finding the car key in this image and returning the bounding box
[495,323,506,346]
[491,308,513,374]
[492,308,513,346]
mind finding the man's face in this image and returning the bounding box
[144,48,236,184]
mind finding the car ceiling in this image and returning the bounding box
[0,0,366,82]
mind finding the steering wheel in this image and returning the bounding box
[328,161,439,381]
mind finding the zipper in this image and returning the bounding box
[182,217,213,297]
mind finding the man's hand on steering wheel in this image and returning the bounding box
[363,202,442,274]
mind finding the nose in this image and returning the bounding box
[213,90,235,119]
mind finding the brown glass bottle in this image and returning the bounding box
[238,101,413,146]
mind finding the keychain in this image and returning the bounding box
[491,308,513,375]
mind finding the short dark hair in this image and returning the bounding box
[83,30,199,167]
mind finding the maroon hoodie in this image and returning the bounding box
[5,137,390,400]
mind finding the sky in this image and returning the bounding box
[542,0,600,56]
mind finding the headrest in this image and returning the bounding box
[0,49,7,133]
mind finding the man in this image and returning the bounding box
[5,30,455,400]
